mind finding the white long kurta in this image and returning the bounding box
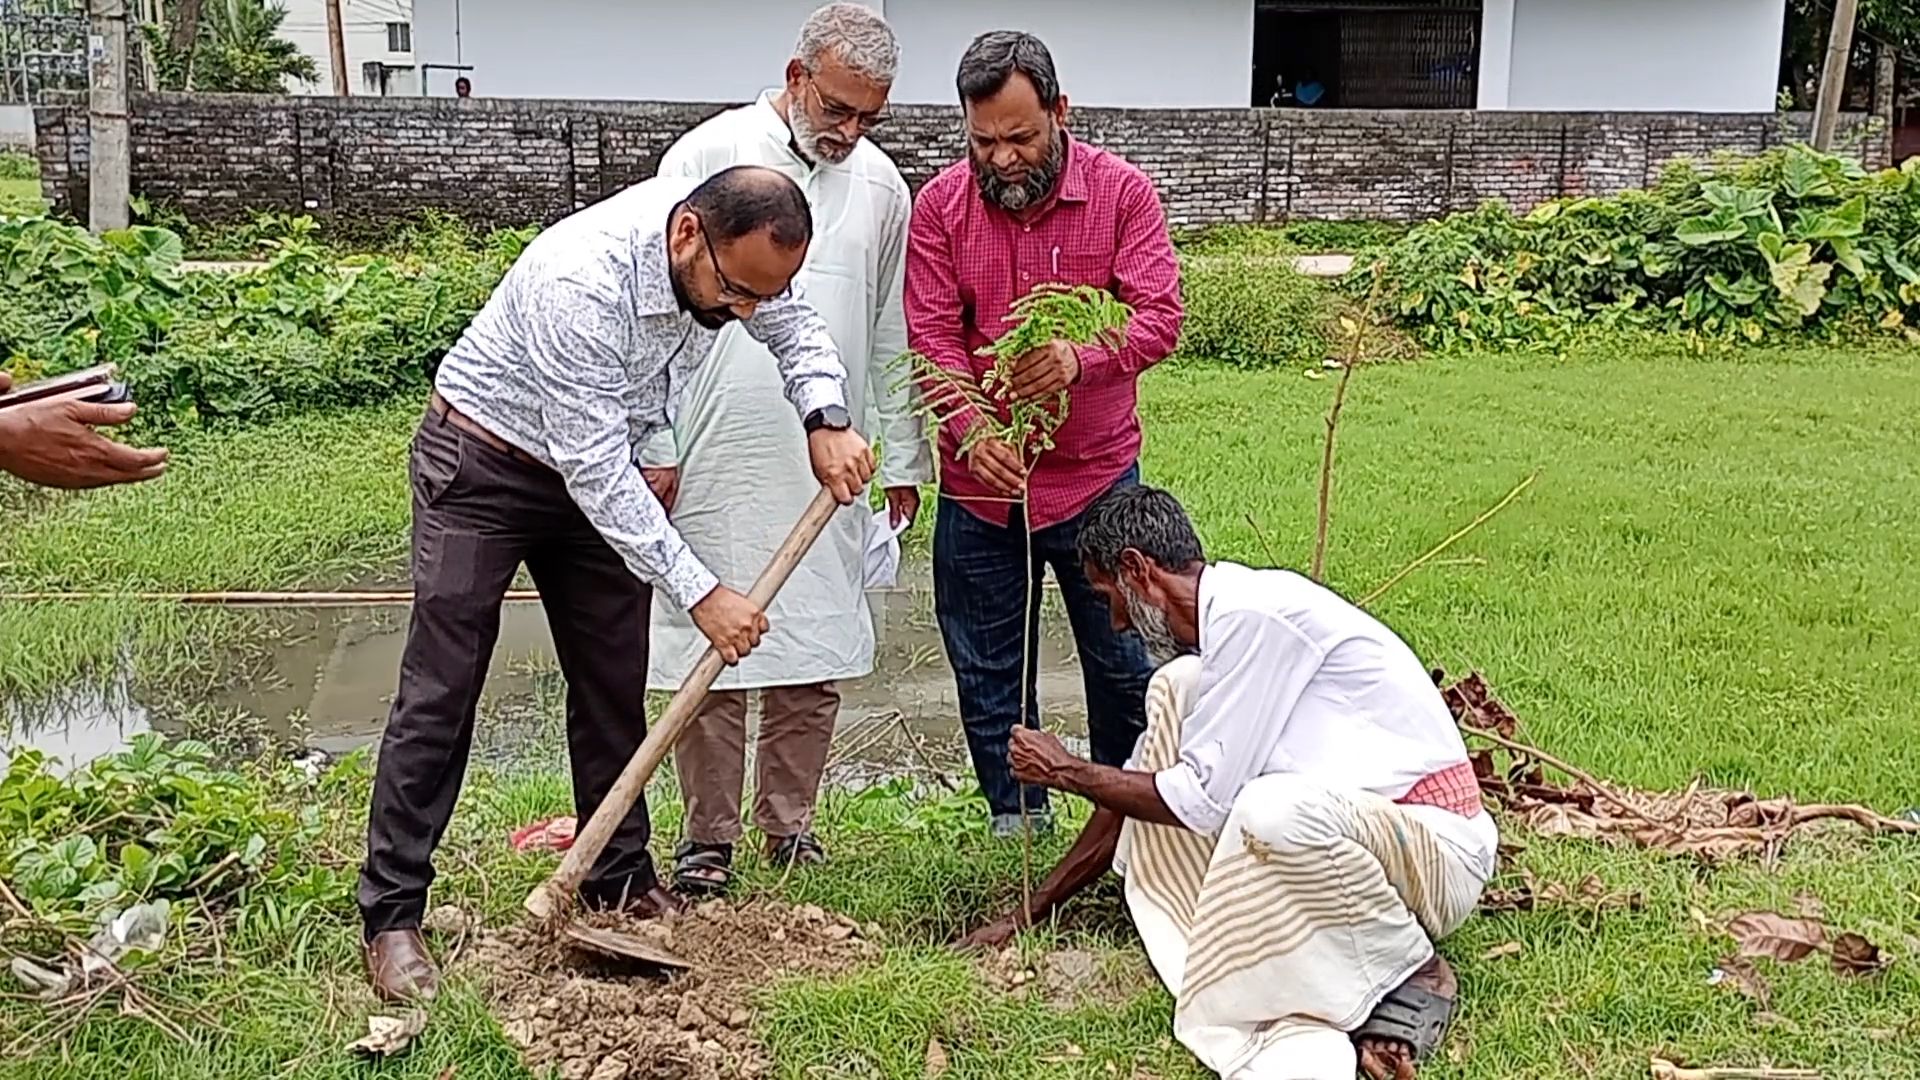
[641,91,934,693]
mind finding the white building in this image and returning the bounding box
[404,0,1788,113]
[278,0,419,96]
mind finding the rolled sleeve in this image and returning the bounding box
[523,277,718,610]
[1155,759,1234,835]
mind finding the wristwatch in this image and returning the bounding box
[803,404,852,433]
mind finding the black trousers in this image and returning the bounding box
[356,404,658,937]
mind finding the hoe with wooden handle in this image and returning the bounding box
[523,486,842,924]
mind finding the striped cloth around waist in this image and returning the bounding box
[1394,759,1484,818]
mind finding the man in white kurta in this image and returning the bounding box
[640,4,934,893]
[959,485,1498,1080]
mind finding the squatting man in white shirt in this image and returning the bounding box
[958,484,1498,1080]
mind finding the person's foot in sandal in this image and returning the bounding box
[764,830,825,868]
[1353,952,1458,1080]
[672,839,734,897]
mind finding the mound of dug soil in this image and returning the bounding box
[461,900,883,1080]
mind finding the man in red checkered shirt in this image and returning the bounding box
[903,29,1183,839]
[957,485,1498,1080]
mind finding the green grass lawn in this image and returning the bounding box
[4,346,1919,1079]
[0,177,45,218]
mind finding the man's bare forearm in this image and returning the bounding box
[1013,807,1122,927]
[1055,759,1186,829]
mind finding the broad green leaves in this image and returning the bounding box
[1357,142,1920,348]
[1757,233,1832,317]
[0,212,535,433]
[0,733,341,936]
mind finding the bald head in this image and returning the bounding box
[682,164,813,252]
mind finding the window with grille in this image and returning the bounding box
[1253,0,1481,109]
[386,22,412,54]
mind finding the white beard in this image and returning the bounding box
[1122,583,1186,667]
[789,106,853,166]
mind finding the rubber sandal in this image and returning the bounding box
[765,831,825,868]
[1351,981,1456,1063]
[671,840,733,897]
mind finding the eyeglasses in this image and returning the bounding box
[807,81,889,132]
[697,215,791,305]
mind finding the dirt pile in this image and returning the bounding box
[461,899,882,1080]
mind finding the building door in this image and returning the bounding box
[1252,0,1481,109]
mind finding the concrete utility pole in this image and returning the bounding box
[325,0,350,96]
[87,0,130,234]
[1811,0,1860,151]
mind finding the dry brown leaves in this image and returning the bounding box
[1437,670,1920,861]
[1479,869,1645,915]
[1701,907,1891,1013]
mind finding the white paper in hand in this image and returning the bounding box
[864,508,910,589]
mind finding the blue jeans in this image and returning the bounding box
[932,465,1156,820]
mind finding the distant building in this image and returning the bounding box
[404,0,1791,113]
[278,0,417,96]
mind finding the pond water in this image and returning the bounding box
[1,574,1095,776]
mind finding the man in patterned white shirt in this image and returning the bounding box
[356,164,876,1003]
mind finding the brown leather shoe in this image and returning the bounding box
[628,883,692,918]
[364,927,440,1003]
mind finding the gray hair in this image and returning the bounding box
[1077,485,1208,577]
[795,2,900,83]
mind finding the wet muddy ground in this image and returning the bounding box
[1,568,1096,776]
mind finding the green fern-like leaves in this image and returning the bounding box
[891,283,1133,462]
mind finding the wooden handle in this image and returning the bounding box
[525,486,843,920]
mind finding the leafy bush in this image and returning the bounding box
[1176,253,1336,369]
[1175,220,1407,257]
[0,150,37,181]
[0,735,345,936]
[1356,144,1920,350]
[0,213,534,429]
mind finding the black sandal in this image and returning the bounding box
[1351,981,1457,1065]
[672,840,734,897]
[765,831,825,868]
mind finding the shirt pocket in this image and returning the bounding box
[1051,250,1118,293]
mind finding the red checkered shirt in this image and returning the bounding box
[903,136,1184,530]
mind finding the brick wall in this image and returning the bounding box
[32,93,1891,232]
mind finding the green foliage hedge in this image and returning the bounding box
[1354,145,1920,350]
[1174,219,1406,258]
[0,150,37,181]
[1176,254,1335,370]
[0,213,533,430]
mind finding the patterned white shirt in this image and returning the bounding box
[433,174,850,610]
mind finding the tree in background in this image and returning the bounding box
[141,0,317,93]
[1780,0,1916,109]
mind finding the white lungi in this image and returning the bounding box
[1113,655,1497,1079]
